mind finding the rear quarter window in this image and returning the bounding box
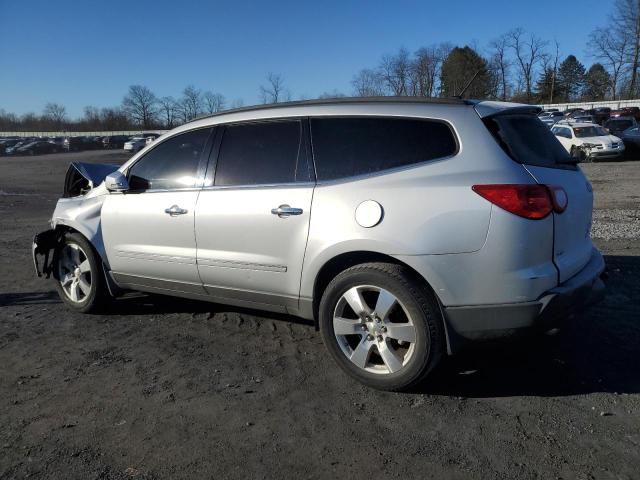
[483,114,573,169]
[310,117,457,181]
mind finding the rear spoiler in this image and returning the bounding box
[469,100,542,118]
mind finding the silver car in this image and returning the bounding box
[33,98,606,391]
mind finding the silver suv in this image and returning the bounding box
[33,98,606,391]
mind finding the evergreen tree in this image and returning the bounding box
[440,46,492,99]
[582,63,611,101]
[557,55,586,101]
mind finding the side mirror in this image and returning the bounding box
[105,171,129,192]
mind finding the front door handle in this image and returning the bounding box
[271,204,303,217]
[165,205,188,216]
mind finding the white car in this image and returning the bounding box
[123,137,146,153]
[551,123,625,160]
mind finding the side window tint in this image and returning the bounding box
[310,117,457,181]
[214,120,303,186]
[128,128,211,190]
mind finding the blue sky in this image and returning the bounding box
[0,0,608,118]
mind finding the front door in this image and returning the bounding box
[195,119,314,311]
[102,127,213,294]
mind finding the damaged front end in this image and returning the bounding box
[33,161,119,277]
[63,161,119,198]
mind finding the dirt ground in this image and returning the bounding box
[1,150,639,480]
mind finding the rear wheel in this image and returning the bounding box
[319,262,444,391]
[53,232,109,313]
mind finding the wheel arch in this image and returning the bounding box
[311,250,456,355]
[312,251,440,322]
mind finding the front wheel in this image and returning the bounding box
[319,262,444,391]
[53,232,109,313]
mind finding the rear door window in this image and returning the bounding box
[310,117,457,181]
[213,120,308,186]
[483,114,573,169]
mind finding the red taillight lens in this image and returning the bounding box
[472,184,555,219]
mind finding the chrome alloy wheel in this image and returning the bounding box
[333,285,417,375]
[57,243,92,303]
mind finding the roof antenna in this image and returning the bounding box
[455,70,480,98]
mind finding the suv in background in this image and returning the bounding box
[604,117,638,137]
[552,122,625,160]
[102,135,130,149]
[33,98,606,391]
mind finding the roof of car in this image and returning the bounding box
[191,96,468,122]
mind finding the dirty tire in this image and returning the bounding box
[319,262,444,392]
[53,232,109,313]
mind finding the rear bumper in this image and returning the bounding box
[443,248,606,345]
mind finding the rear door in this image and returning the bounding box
[482,111,594,283]
[195,119,314,311]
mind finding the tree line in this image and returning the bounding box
[1,0,638,132]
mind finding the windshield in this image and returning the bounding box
[483,114,572,169]
[573,126,607,138]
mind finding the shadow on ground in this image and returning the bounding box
[2,256,638,398]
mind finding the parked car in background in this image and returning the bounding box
[123,137,146,153]
[610,107,640,121]
[592,107,611,124]
[572,115,596,123]
[32,98,606,391]
[47,136,65,147]
[618,126,640,155]
[551,122,625,160]
[0,139,24,155]
[604,117,637,137]
[64,136,102,152]
[14,140,61,155]
[4,139,36,155]
[102,135,131,149]
[539,111,565,127]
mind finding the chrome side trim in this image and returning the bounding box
[198,258,287,273]
[114,250,196,265]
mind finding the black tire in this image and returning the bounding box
[52,232,109,313]
[319,262,444,391]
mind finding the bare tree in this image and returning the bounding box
[611,0,640,97]
[158,96,179,129]
[351,68,386,96]
[379,48,411,95]
[122,85,157,128]
[180,85,203,121]
[507,28,547,103]
[260,73,288,103]
[589,27,630,99]
[203,91,226,113]
[231,98,245,109]
[43,103,67,128]
[488,35,511,101]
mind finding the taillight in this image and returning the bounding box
[472,184,566,219]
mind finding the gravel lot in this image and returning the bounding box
[1,150,639,479]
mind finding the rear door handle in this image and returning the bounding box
[271,204,303,217]
[165,205,188,216]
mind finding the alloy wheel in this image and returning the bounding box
[333,285,417,375]
[57,243,92,303]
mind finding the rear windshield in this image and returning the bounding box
[574,126,607,138]
[483,114,572,169]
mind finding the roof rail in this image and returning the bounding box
[188,96,468,124]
